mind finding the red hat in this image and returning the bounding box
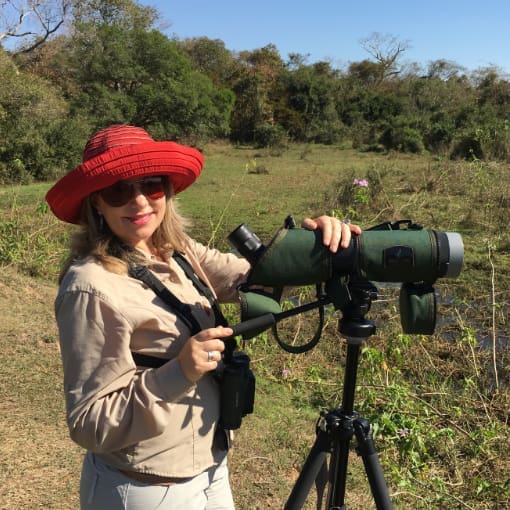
[45,125,204,224]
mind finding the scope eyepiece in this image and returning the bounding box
[228,224,266,265]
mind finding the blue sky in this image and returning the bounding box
[138,0,510,74]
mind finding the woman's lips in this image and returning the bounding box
[127,213,153,225]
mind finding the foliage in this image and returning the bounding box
[274,61,346,144]
[64,24,235,141]
[228,44,285,143]
[0,184,69,276]
[252,123,288,149]
[1,1,510,178]
[379,123,425,153]
[0,49,74,183]
[176,37,238,88]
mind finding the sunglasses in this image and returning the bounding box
[99,176,167,207]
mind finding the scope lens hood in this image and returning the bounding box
[444,232,464,278]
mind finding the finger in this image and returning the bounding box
[302,216,360,252]
[326,218,360,252]
[349,223,363,236]
[301,217,319,231]
[206,350,218,362]
[194,326,233,342]
[339,220,363,249]
[311,216,334,243]
[303,216,338,251]
[325,220,342,253]
[321,217,347,252]
[339,221,353,249]
[201,338,226,356]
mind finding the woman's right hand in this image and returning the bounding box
[178,326,233,382]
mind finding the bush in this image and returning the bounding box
[450,135,484,160]
[379,125,425,154]
[423,121,455,152]
[253,123,288,149]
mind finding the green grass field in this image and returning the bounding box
[0,144,508,508]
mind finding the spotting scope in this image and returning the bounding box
[228,218,464,338]
[229,218,463,287]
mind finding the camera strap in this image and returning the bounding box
[172,252,229,329]
[128,252,229,368]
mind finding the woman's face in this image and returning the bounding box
[93,176,168,252]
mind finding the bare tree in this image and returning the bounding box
[359,32,411,84]
[0,0,72,53]
[427,59,466,80]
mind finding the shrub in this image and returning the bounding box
[379,125,425,154]
[450,135,484,160]
[253,123,288,149]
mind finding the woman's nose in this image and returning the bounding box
[131,185,149,206]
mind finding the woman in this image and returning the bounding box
[46,124,361,510]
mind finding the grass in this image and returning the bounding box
[0,144,509,508]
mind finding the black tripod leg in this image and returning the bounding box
[325,435,350,509]
[353,418,393,510]
[314,460,329,510]
[284,429,331,510]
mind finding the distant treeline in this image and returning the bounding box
[1,0,510,184]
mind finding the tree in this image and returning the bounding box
[274,61,345,143]
[426,59,466,80]
[71,0,158,31]
[359,32,410,85]
[64,8,234,141]
[229,44,285,142]
[347,59,384,88]
[0,0,72,53]
[176,37,237,88]
[0,48,71,182]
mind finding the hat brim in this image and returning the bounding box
[46,141,204,224]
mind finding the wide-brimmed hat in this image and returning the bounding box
[45,124,204,224]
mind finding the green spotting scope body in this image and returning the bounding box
[228,222,463,287]
[228,220,464,337]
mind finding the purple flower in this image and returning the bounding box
[353,178,369,187]
[397,428,411,438]
[282,368,290,377]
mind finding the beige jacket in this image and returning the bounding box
[55,239,251,478]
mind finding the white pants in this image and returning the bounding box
[80,452,235,510]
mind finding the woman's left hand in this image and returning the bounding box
[302,216,362,253]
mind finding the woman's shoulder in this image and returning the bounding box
[59,256,128,297]
[62,255,107,277]
[55,257,138,324]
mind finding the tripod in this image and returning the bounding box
[284,280,393,510]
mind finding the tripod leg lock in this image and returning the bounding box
[353,418,377,456]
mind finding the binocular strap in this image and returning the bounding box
[128,252,229,368]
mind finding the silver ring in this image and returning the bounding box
[342,218,351,224]
[207,351,215,362]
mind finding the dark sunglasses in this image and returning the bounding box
[99,176,167,207]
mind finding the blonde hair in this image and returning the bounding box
[58,182,191,283]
